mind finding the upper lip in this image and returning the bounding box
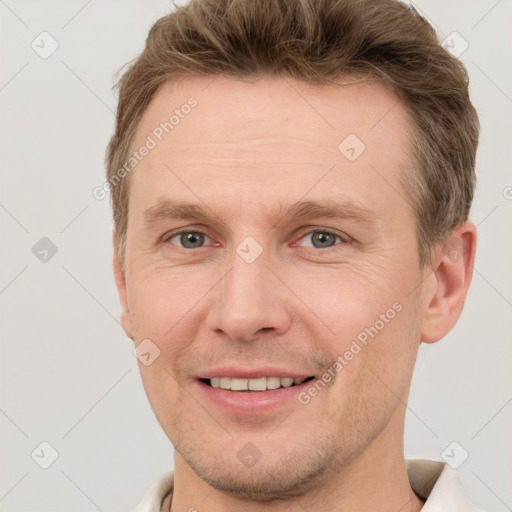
[197,367,314,380]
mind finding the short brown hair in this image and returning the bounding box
[105,0,479,270]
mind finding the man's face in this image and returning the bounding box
[117,76,431,498]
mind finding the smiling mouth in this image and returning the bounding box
[201,376,315,392]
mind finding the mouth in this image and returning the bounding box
[195,368,319,413]
[201,376,315,391]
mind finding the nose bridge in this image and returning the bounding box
[206,241,292,342]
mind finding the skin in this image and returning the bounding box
[113,75,477,512]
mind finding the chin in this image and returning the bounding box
[185,452,331,501]
[172,428,360,502]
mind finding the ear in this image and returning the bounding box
[112,229,134,341]
[421,221,477,343]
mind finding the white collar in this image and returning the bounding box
[407,459,481,511]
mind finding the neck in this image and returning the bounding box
[169,413,424,512]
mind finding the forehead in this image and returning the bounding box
[135,74,410,153]
[128,75,414,225]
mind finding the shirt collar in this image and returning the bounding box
[407,459,480,511]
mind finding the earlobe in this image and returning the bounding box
[420,222,477,344]
[112,229,134,341]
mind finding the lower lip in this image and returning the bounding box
[195,379,313,414]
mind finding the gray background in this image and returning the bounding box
[0,0,511,510]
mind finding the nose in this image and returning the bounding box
[205,246,293,343]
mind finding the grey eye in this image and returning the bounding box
[169,231,210,249]
[299,231,341,249]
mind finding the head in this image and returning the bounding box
[107,0,479,501]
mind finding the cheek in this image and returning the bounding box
[127,266,205,339]
[126,271,199,407]
[127,249,423,365]
[289,261,409,341]
[302,265,422,392]
[332,295,421,409]
[127,253,419,348]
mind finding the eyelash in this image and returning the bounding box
[162,227,349,250]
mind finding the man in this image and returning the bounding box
[105,0,481,510]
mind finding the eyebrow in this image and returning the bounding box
[143,199,377,230]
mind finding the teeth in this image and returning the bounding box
[208,376,309,391]
[266,376,281,390]
[220,377,231,388]
[230,378,248,391]
[248,377,266,391]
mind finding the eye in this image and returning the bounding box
[166,230,212,249]
[296,229,347,249]
[163,228,348,251]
